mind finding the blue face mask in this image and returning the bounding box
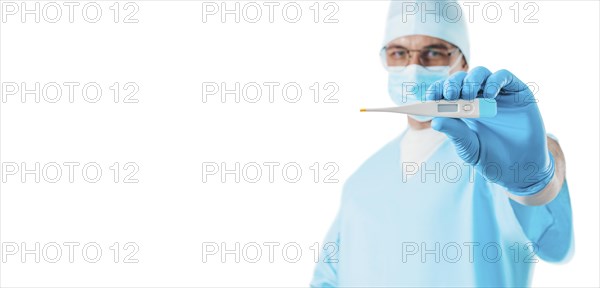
[388,65,451,122]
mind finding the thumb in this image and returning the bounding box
[431,118,480,165]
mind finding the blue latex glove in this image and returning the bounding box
[425,67,555,196]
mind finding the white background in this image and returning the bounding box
[0,0,598,287]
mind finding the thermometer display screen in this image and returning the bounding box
[437,104,458,113]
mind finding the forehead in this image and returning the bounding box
[387,35,453,48]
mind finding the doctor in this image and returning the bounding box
[311,0,573,286]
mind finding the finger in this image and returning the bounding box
[431,118,480,165]
[442,71,467,100]
[461,66,491,100]
[482,69,525,98]
[425,79,445,101]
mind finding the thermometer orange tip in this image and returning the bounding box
[360,108,366,112]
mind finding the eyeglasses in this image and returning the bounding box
[380,45,461,70]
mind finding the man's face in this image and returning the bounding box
[386,35,467,74]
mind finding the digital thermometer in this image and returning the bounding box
[360,99,497,118]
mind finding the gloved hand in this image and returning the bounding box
[425,67,555,196]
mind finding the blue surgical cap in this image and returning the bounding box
[383,0,471,64]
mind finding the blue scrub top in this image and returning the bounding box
[311,133,573,287]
